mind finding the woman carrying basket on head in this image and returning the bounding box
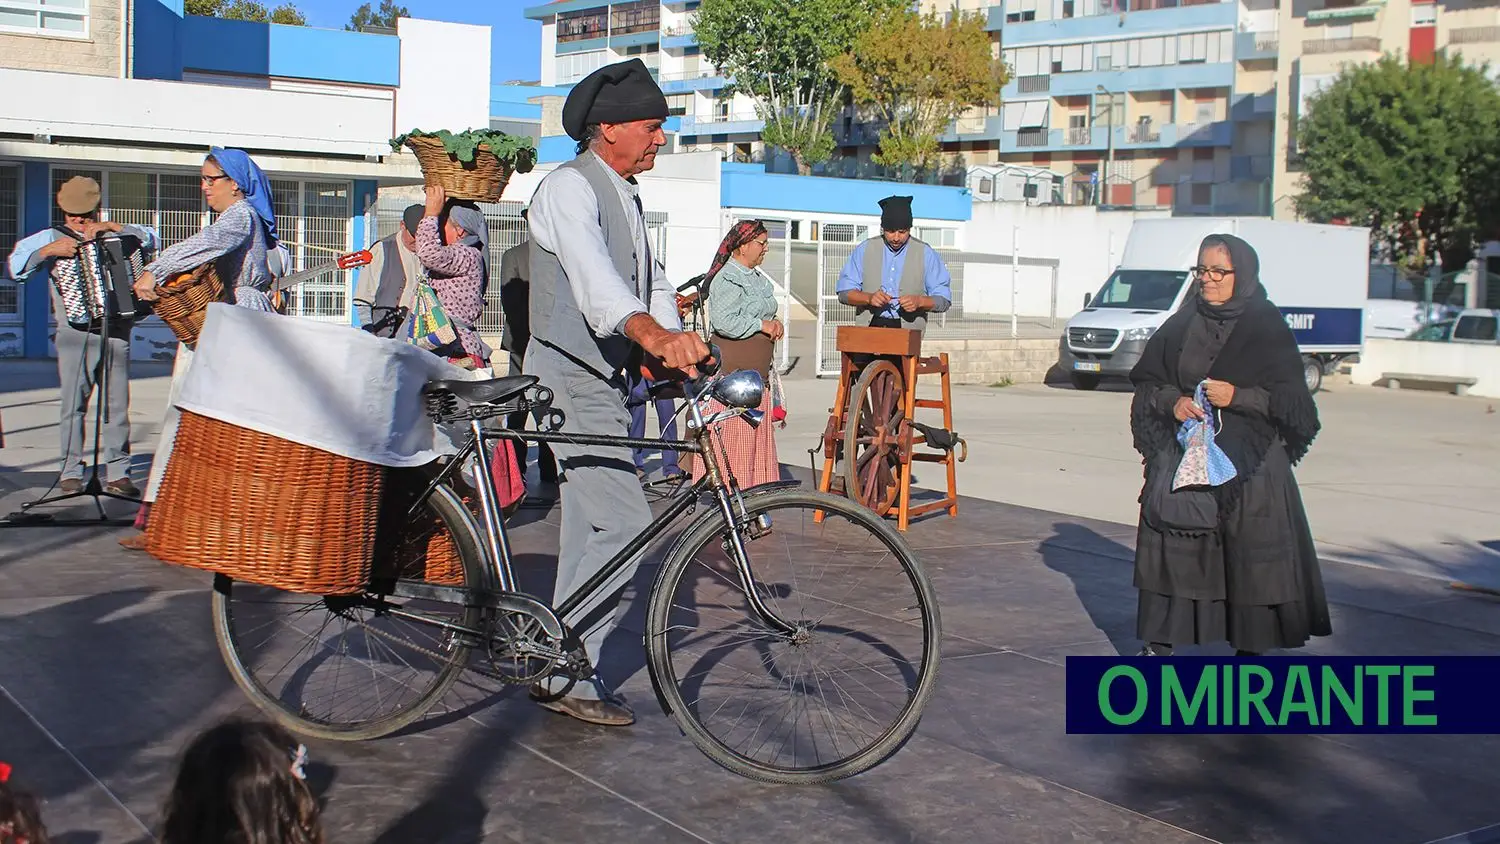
[688,220,784,488]
[410,184,492,371]
[120,147,281,551]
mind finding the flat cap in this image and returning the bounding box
[561,58,669,141]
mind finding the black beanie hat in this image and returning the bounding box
[562,58,670,141]
[879,195,914,231]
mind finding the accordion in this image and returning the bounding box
[51,230,149,332]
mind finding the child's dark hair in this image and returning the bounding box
[0,776,50,844]
[160,718,323,844]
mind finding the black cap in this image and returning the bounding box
[562,58,670,141]
[402,203,424,235]
[879,195,914,231]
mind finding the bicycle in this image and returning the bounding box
[209,354,942,784]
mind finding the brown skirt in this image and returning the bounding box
[712,331,773,379]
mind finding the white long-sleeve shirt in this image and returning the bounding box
[526,151,682,338]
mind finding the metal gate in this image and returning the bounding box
[814,223,871,377]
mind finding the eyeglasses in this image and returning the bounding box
[1191,266,1234,282]
[201,173,232,185]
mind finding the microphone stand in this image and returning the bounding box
[3,235,142,528]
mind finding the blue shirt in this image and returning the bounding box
[8,223,161,281]
[835,239,953,320]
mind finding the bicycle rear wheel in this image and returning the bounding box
[212,478,486,741]
[645,488,941,784]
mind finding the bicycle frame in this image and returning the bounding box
[409,376,801,639]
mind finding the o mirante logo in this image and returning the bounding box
[1064,657,1494,734]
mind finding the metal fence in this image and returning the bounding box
[365,195,670,357]
[813,228,1063,376]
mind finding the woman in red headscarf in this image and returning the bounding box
[689,220,783,487]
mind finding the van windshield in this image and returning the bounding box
[1090,270,1189,311]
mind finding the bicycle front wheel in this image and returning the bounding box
[645,488,941,784]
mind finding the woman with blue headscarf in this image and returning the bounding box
[412,184,491,369]
[121,147,281,551]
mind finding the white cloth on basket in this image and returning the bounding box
[174,303,471,467]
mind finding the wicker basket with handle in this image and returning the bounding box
[405,135,515,203]
[145,410,386,595]
[151,262,227,349]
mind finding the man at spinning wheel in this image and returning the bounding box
[7,176,159,497]
[523,57,709,727]
[835,195,953,333]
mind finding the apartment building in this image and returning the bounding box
[924,0,1273,215]
[1272,0,1500,219]
[524,0,768,162]
[0,0,492,359]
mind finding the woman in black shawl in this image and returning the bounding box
[1128,233,1332,656]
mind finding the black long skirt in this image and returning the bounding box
[1133,441,1333,652]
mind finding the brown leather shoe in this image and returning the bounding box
[106,478,140,497]
[59,478,83,494]
[118,532,149,551]
[529,687,635,726]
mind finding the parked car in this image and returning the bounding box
[1451,309,1499,344]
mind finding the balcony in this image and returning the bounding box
[1449,26,1500,44]
[1229,90,1277,120]
[1000,62,1234,99]
[1235,30,1279,60]
[1302,36,1382,54]
[1305,0,1384,22]
[1230,154,1273,181]
[661,28,698,49]
[1017,74,1051,94]
[992,120,1232,152]
[679,111,765,135]
[991,0,1237,44]
[658,69,726,93]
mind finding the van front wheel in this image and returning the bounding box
[1303,356,1323,394]
[1071,373,1101,391]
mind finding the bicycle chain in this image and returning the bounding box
[337,605,573,687]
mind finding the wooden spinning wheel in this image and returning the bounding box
[843,360,904,514]
[816,326,963,532]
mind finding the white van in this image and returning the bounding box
[1057,217,1370,393]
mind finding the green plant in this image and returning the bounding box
[390,128,537,173]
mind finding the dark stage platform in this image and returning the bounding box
[2,476,1499,844]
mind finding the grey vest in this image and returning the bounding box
[528,152,646,379]
[861,236,931,331]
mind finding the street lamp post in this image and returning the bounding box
[1097,84,1116,207]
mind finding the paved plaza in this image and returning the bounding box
[2,356,1499,843]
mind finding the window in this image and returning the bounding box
[610,0,659,35]
[0,0,87,37]
[1411,4,1436,26]
[556,50,607,84]
[0,164,18,317]
[1453,314,1498,341]
[557,6,607,42]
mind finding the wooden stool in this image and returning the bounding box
[816,326,963,532]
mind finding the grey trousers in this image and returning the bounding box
[53,319,132,482]
[523,341,653,701]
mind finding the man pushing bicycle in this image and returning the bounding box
[522,57,710,726]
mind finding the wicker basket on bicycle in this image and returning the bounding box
[145,411,387,595]
[150,261,228,349]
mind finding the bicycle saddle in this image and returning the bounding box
[425,374,538,405]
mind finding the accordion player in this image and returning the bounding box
[50,228,154,332]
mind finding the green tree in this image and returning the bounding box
[1295,53,1500,294]
[347,0,408,31]
[831,8,1004,179]
[186,0,306,25]
[694,0,905,175]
